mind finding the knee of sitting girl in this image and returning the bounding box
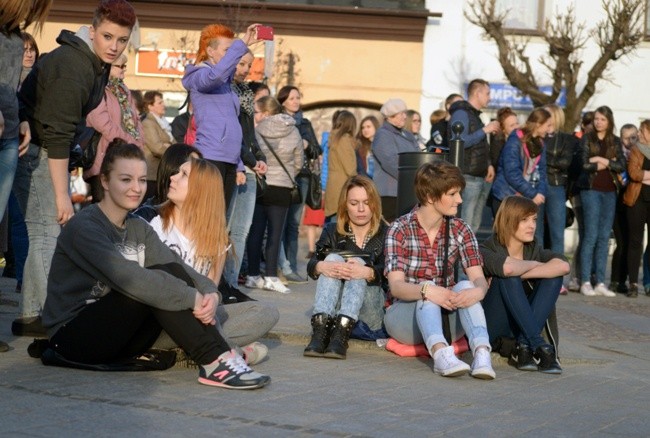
[324,253,345,262]
[452,280,474,293]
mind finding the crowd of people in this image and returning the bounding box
[1,0,647,387]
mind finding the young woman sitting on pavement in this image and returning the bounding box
[41,142,270,389]
[383,161,495,379]
[304,175,388,359]
[480,195,569,374]
[139,153,278,359]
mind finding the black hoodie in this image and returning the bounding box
[19,29,109,159]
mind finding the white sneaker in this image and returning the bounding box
[263,276,291,294]
[470,347,496,380]
[580,282,596,297]
[241,342,269,365]
[245,275,264,290]
[594,283,616,297]
[433,346,470,377]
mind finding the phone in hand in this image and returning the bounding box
[256,25,274,41]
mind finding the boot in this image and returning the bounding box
[303,313,332,357]
[323,315,355,359]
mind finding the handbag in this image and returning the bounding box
[259,134,302,204]
[303,159,323,210]
[69,126,102,171]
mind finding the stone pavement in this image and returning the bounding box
[1,266,650,437]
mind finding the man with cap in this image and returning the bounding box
[448,79,500,232]
[371,98,420,222]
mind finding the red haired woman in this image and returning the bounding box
[182,23,260,209]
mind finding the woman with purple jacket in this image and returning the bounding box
[181,23,260,207]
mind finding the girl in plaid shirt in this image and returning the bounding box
[383,161,495,379]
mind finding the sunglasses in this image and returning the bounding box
[112,64,127,70]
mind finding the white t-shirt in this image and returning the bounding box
[149,216,212,276]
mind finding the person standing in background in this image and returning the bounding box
[141,91,172,202]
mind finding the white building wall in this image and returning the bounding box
[420,0,650,136]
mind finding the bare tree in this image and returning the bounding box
[465,0,646,131]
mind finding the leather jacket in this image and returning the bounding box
[576,135,626,192]
[307,222,387,289]
[545,132,578,187]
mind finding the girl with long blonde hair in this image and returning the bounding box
[152,158,230,282]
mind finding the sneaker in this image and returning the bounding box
[433,345,470,377]
[645,285,650,296]
[470,347,495,380]
[244,275,264,290]
[284,272,308,284]
[0,340,8,353]
[580,282,596,297]
[11,316,47,337]
[594,283,616,297]
[510,343,537,371]
[567,278,580,292]
[219,281,256,304]
[559,286,568,296]
[263,276,291,294]
[534,344,562,374]
[198,349,270,389]
[241,342,268,366]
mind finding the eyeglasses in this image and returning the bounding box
[112,64,127,70]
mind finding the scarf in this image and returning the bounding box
[106,77,140,140]
[231,81,254,116]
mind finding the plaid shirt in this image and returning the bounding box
[384,207,483,290]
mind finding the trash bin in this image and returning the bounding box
[397,151,448,217]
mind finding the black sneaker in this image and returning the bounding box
[12,316,47,337]
[198,349,270,390]
[534,344,563,374]
[510,343,537,371]
[218,280,256,304]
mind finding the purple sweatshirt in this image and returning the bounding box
[181,39,247,170]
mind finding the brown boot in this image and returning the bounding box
[323,315,355,359]
[304,313,332,357]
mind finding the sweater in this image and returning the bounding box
[255,113,303,188]
[181,40,247,169]
[0,29,23,139]
[42,204,219,337]
[480,234,567,278]
[19,29,109,159]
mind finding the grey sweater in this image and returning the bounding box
[0,30,23,139]
[42,204,219,337]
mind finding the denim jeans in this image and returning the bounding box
[8,192,28,284]
[580,189,616,284]
[545,185,567,254]
[0,137,19,215]
[312,254,385,330]
[383,280,490,354]
[223,172,257,287]
[482,276,561,349]
[461,174,491,232]
[247,201,289,277]
[279,175,308,274]
[14,145,61,318]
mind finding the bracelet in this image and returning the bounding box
[420,283,428,301]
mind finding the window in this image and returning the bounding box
[496,0,545,34]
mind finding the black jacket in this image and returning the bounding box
[293,111,321,161]
[576,135,626,191]
[239,109,266,169]
[19,30,109,159]
[448,100,489,177]
[307,222,387,289]
[545,132,578,187]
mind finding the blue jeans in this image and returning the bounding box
[461,174,491,232]
[580,189,616,284]
[482,276,561,349]
[223,172,257,287]
[8,192,28,284]
[0,137,19,215]
[545,185,566,254]
[312,254,385,330]
[14,145,61,318]
[383,280,490,354]
[279,175,308,274]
